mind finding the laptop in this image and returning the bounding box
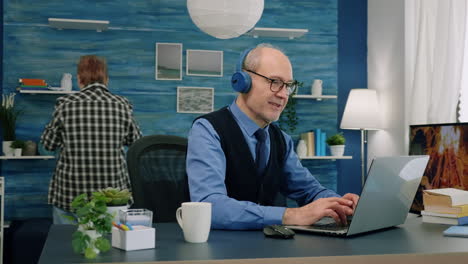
[286,155,429,237]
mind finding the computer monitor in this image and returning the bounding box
[409,122,468,213]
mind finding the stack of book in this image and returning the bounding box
[17,78,49,91]
[299,129,327,157]
[421,188,468,225]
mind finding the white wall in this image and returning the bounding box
[367,0,406,165]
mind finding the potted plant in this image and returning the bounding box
[326,132,346,156]
[278,81,303,134]
[1,93,22,156]
[10,140,25,156]
[70,193,113,259]
[95,187,132,222]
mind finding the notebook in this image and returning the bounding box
[285,155,429,237]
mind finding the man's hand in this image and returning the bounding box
[341,193,359,210]
[282,195,359,226]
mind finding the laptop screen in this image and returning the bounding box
[346,155,429,235]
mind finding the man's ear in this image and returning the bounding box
[77,74,84,89]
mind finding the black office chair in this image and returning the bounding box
[127,135,190,223]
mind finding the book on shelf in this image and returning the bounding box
[300,131,315,156]
[314,128,321,156]
[18,78,47,86]
[443,226,468,237]
[421,210,468,225]
[321,131,326,156]
[423,188,468,214]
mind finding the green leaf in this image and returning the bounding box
[84,247,97,259]
[95,237,111,252]
[71,231,87,254]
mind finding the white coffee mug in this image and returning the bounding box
[311,79,323,96]
[176,202,211,243]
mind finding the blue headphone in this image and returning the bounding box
[231,48,254,93]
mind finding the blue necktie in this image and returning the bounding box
[254,129,268,176]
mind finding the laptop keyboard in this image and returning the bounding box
[312,216,353,230]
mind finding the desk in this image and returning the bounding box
[39,214,468,264]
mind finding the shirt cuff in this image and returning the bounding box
[263,206,287,226]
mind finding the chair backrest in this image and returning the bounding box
[127,135,190,223]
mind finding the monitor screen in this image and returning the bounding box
[409,122,468,213]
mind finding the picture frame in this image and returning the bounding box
[177,86,214,114]
[186,49,223,77]
[155,43,183,80]
[408,122,468,213]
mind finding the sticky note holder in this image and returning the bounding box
[112,226,155,251]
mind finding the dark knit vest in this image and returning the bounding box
[197,107,286,206]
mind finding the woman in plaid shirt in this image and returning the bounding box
[41,55,142,224]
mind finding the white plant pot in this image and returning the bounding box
[2,141,13,156]
[107,205,129,223]
[329,145,345,156]
[13,148,22,156]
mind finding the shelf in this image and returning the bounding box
[0,156,55,160]
[48,18,109,32]
[299,156,352,160]
[19,89,77,95]
[246,27,308,39]
[293,95,337,101]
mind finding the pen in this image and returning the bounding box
[119,223,130,231]
[112,222,124,230]
[125,222,134,230]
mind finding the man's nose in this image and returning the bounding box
[276,85,289,99]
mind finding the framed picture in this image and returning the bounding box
[186,50,223,77]
[409,122,468,213]
[156,43,183,80]
[177,87,214,114]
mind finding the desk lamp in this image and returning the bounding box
[340,89,381,187]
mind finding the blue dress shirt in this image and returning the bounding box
[186,99,339,230]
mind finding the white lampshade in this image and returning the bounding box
[187,0,264,39]
[340,89,381,130]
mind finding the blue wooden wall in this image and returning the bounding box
[1,0,350,220]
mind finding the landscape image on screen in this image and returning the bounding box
[409,123,468,213]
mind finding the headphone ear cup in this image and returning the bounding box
[231,71,252,93]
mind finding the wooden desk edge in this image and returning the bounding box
[105,252,468,264]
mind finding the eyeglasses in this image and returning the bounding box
[246,70,298,95]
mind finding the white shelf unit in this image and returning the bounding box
[293,95,337,101]
[300,156,352,160]
[48,18,109,32]
[19,89,77,95]
[0,156,55,160]
[246,27,308,39]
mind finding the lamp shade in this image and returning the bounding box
[340,89,381,130]
[187,0,264,39]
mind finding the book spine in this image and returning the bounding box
[314,129,321,156]
[321,131,326,156]
[422,215,457,225]
[19,78,47,86]
[307,131,315,156]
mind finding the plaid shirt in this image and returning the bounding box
[41,83,142,211]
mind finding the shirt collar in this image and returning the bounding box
[82,82,108,91]
[229,98,269,137]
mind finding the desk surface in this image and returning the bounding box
[38,214,468,264]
